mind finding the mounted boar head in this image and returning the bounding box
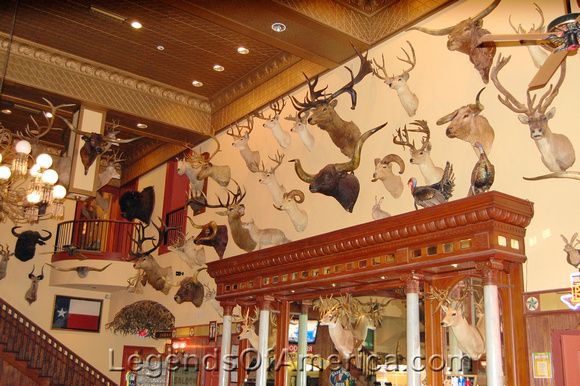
[12,227,52,262]
[119,186,155,225]
[25,265,44,305]
[409,0,500,83]
[174,267,208,307]
[188,215,228,259]
[290,124,385,212]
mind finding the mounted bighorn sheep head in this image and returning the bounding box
[291,45,373,157]
[174,267,208,307]
[241,219,290,250]
[186,136,231,187]
[561,233,580,271]
[256,99,291,149]
[226,116,260,172]
[0,244,13,280]
[290,124,385,212]
[436,88,495,156]
[25,265,44,305]
[491,54,575,179]
[372,154,405,198]
[119,186,155,225]
[373,41,419,116]
[187,211,228,259]
[508,3,549,69]
[45,262,112,278]
[12,227,52,262]
[273,190,308,232]
[284,111,314,151]
[408,0,500,83]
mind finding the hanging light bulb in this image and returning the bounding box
[35,153,53,169]
[52,184,67,200]
[30,164,42,177]
[26,191,41,204]
[15,140,31,154]
[0,165,11,181]
[41,169,59,185]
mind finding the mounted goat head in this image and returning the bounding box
[97,149,124,190]
[508,3,548,69]
[130,220,175,295]
[372,154,405,198]
[291,45,373,157]
[561,233,580,270]
[174,267,208,307]
[257,99,291,148]
[284,111,314,151]
[187,213,228,259]
[242,219,290,250]
[168,229,207,268]
[12,227,52,262]
[0,244,12,280]
[254,151,286,207]
[290,124,385,212]
[188,180,256,252]
[371,196,390,220]
[273,190,308,232]
[25,265,44,305]
[373,41,419,116]
[436,88,495,156]
[409,0,500,83]
[187,136,231,187]
[491,54,574,174]
[226,116,261,172]
[119,186,155,225]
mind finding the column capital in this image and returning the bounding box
[220,301,237,316]
[257,295,276,310]
[476,260,503,285]
[400,272,423,294]
[300,300,312,314]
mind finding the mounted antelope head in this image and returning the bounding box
[561,233,580,270]
[256,99,291,149]
[188,180,256,252]
[253,150,286,207]
[491,54,574,175]
[97,149,124,189]
[0,244,12,280]
[371,196,390,220]
[273,190,308,232]
[436,88,495,156]
[428,285,485,360]
[409,0,500,83]
[241,219,290,250]
[187,212,228,259]
[290,45,373,157]
[372,154,405,198]
[25,265,44,305]
[168,229,206,268]
[284,111,314,151]
[226,116,260,172]
[290,124,385,212]
[373,41,419,116]
[174,266,208,307]
[187,136,231,187]
[393,120,443,185]
[508,3,549,69]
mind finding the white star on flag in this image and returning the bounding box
[57,308,67,318]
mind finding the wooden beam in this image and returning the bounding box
[121,142,185,184]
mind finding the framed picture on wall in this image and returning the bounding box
[51,295,103,332]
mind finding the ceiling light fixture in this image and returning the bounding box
[1,108,11,115]
[271,22,286,32]
[213,64,224,72]
[237,46,249,54]
[191,80,203,87]
[130,20,143,29]
[156,45,165,51]
[136,123,148,129]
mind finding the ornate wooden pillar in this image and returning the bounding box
[403,272,423,386]
[256,296,274,386]
[237,305,250,385]
[218,302,236,386]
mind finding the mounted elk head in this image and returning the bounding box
[436,88,495,156]
[373,41,419,116]
[187,136,231,187]
[561,233,580,270]
[291,46,373,157]
[0,244,12,280]
[97,149,124,190]
[187,211,228,259]
[491,54,574,174]
[284,111,314,151]
[25,265,44,305]
[130,220,175,295]
[393,120,443,185]
[173,267,208,307]
[226,116,261,172]
[256,99,291,148]
[290,124,384,212]
[253,150,286,207]
[119,186,155,225]
[188,180,256,252]
[372,154,405,198]
[12,227,52,262]
[408,0,500,83]
[508,3,549,69]
[273,190,308,232]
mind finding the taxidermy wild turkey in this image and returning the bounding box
[408,162,455,209]
[469,142,495,196]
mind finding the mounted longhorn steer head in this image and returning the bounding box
[290,124,385,212]
[25,265,44,305]
[173,267,208,307]
[12,227,52,262]
[409,0,500,83]
[119,186,155,225]
[188,214,228,259]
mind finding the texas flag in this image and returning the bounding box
[52,296,102,331]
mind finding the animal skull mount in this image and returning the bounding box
[25,265,44,305]
[173,267,208,307]
[408,0,500,83]
[12,227,52,262]
[119,186,155,225]
[290,124,385,212]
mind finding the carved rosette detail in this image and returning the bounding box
[475,260,504,285]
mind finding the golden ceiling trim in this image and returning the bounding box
[121,142,186,185]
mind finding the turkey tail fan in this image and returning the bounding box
[528,50,567,89]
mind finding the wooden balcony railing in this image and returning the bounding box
[0,297,117,386]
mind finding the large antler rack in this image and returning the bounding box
[226,116,254,140]
[187,179,246,210]
[129,218,176,260]
[17,98,77,142]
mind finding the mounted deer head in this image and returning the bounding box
[561,233,580,270]
[491,54,574,174]
[168,229,207,268]
[373,41,419,116]
[0,244,13,280]
[508,3,549,69]
[226,116,261,172]
[256,99,291,148]
[187,136,231,187]
[290,45,373,157]
[237,307,277,350]
[284,111,314,151]
[97,149,124,189]
[408,0,500,83]
[253,150,286,207]
[25,265,44,305]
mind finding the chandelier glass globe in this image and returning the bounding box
[15,140,32,154]
[35,153,53,169]
[41,169,59,185]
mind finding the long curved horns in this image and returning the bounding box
[188,216,203,229]
[472,0,501,23]
[335,122,386,172]
[474,87,486,112]
[40,230,52,241]
[195,221,218,242]
[289,159,316,183]
[192,266,208,282]
[11,226,21,237]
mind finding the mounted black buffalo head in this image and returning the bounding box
[119,186,155,225]
[289,123,385,212]
[174,267,207,307]
[189,217,228,259]
[12,227,52,262]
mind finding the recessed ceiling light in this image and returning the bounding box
[237,46,249,54]
[271,22,286,32]
[380,275,386,280]
[191,80,203,87]
[130,20,142,29]
[291,290,295,293]
[332,283,336,287]
[1,108,12,115]
[213,64,224,72]
[136,123,148,129]
[156,45,165,51]
[451,263,458,268]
